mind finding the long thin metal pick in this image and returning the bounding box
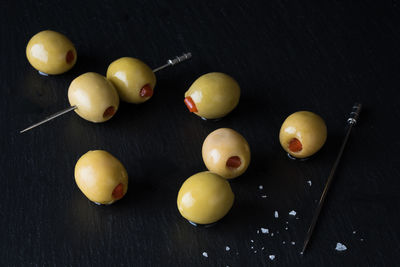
[301,103,362,255]
[19,52,192,133]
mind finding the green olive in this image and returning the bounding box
[177,171,234,225]
[202,128,251,179]
[106,57,156,103]
[184,72,240,119]
[26,30,77,75]
[279,111,327,158]
[68,72,119,123]
[75,150,128,204]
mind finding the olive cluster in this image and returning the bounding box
[25,30,328,226]
[177,128,251,225]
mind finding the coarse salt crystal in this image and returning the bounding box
[289,210,296,216]
[261,228,269,234]
[225,246,230,251]
[269,255,275,260]
[291,241,295,245]
[307,180,312,186]
[202,252,208,257]
[335,243,347,251]
[257,230,260,234]
[261,195,267,198]
[271,233,274,237]
[274,211,279,218]
[250,239,254,243]
[259,185,263,190]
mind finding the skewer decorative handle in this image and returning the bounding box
[347,103,362,125]
[152,52,192,73]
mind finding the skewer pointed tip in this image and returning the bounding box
[19,105,77,134]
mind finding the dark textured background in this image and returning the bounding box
[1,0,399,266]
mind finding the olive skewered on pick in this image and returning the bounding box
[107,52,192,104]
[20,52,192,133]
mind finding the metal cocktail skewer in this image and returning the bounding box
[20,52,192,133]
[301,103,362,255]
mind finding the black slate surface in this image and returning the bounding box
[1,1,399,266]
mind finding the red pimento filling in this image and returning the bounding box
[184,96,198,112]
[66,50,74,64]
[112,183,124,200]
[103,106,115,118]
[289,138,302,152]
[140,84,153,98]
[226,156,241,169]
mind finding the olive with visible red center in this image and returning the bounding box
[26,30,77,75]
[279,111,327,159]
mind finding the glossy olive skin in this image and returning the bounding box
[26,30,77,75]
[202,128,251,179]
[279,111,327,158]
[75,150,128,204]
[184,72,240,119]
[68,72,119,123]
[107,57,156,103]
[177,171,234,225]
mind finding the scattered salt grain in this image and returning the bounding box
[261,247,265,250]
[254,250,257,253]
[261,195,267,198]
[225,246,230,251]
[261,228,269,234]
[282,241,286,244]
[360,238,364,242]
[307,180,312,186]
[289,210,297,216]
[250,239,254,243]
[271,233,274,237]
[353,231,356,234]
[285,221,289,224]
[251,246,254,249]
[202,252,208,257]
[291,241,295,245]
[274,211,279,218]
[285,227,288,230]
[269,255,275,260]
[335,243,347,251]
[259,185,263,190]
[257,230,260,234]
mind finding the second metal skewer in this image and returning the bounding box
[300,103,362,254]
